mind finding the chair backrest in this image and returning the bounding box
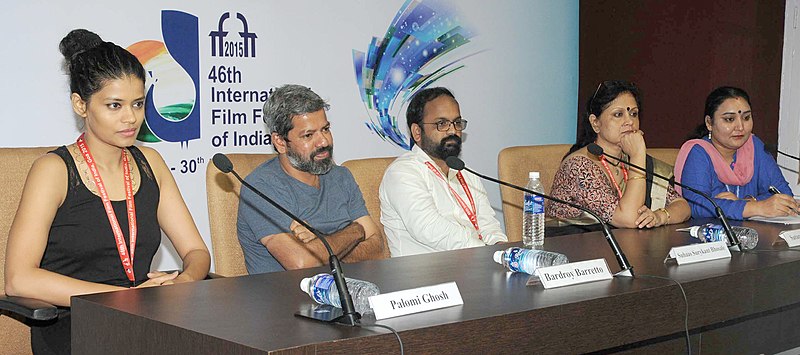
[497,144,572,242]
[341,157,395,260]
[206,153,275,277]
[647,148,680,167]
[0,147,56,355]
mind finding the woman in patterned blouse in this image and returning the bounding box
[547,80,690,229]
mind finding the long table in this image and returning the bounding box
[72,220,800,354]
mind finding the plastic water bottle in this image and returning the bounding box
[523,171,546,248]
[300,273,380,314]
[689,224,759,250]
[493,247,569,275]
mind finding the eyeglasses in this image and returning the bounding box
[420,119,468,132]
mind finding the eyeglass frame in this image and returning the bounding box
[419,119,468,132]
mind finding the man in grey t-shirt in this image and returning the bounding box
[236,85,385,274]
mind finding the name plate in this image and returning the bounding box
[368,282,463,320]
[667,241,731,265]
[537,259,613,289]
[779,229,800,247]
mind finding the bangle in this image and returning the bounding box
[656,207,670,223]
[628,175,646,181]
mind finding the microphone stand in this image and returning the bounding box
[212,154,360,326]
[587,144,742,251]
[445,157,633,277]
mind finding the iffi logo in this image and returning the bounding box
[128,10,201,146]
[209,13,257,58]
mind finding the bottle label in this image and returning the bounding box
[701,224,726,243]
[524,194,535,213]
[311,274,335,304]
[506,247,524,272]
[524,194,545,214]
[532,195,545,214]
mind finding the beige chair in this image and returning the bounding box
[648,148,680,166]
[341,157,395,259]
[206,153,275,277]
[497,144,572,242]
[0,147,59,355]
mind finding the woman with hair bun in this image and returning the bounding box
[4,29,210,354]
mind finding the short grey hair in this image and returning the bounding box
[263,84,329,138]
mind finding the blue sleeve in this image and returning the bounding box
[752,136,794,200]
[341,168,369,222]
[680,145,747,219]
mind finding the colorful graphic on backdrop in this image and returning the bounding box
[353,0,479,150]
[128,10,201,146]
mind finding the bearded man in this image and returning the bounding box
[237,84,384,274]
[379,87,507,257]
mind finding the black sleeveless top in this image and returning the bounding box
[42,146,161,287]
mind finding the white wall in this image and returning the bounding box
[780,0,800,194]
[0,1,579,271]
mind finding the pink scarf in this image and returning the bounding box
[673,135,755,194]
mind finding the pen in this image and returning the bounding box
[770,185,800,214]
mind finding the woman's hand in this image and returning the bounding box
[136,271,179,288]
[750,194,800,217]
[635,205,664,228]
[714,191,739,200]
[620,130,647,161]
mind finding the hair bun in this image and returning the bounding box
[59,29,104,64]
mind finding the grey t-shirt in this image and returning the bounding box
[236,157,369,274]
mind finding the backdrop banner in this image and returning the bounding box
[1,0,578,270]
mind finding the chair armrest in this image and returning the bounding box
[0,294,58,321]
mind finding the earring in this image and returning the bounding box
[708,131,712,140]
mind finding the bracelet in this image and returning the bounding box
[628,175,647,181]
[656,207,670,223]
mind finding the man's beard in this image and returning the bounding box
[421,133,461,160]
[287,145,334,175]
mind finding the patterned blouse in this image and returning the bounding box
[547,154,680,223]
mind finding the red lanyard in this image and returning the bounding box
[599,155,628,199]
[76,134,137,284]
[424,162,482,240]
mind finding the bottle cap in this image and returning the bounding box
[529,171,539,179]
[688,225,701,238]
[300,277,312,294]
[493,250,504,264]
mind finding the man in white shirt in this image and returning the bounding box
[379,87,508,257]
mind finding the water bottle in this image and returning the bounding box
[688,224,759,250]
[300,273,380,314]
[523,171,546,248]
[493,247,569,275]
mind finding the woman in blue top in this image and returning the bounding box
[675,86,798,219]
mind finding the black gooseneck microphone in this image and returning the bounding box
[212,153,360,326]
[445,156,634,277]
[586,143,742,251]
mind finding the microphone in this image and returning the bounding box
[212,153,360,326]
[764,143,800,161]
[444,156,634,277]
[587,143,742,251]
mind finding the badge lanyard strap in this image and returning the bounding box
[600,155,629,199]
[425,162,483,240]
[76,134,137,285]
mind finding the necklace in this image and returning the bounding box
[600,155,628,198]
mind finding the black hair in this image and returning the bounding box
[406,87,457,147]
[59,29,146,101]
[686,86,751,140]
[566,80,641,157]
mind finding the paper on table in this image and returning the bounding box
[749,215,800,225]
